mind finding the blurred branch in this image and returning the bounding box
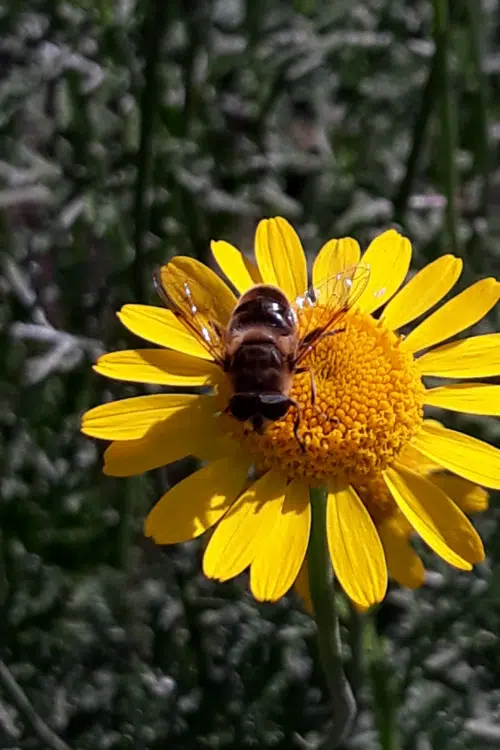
[433,0,460,253]
[10,322,102,354]
[393,52,439,223]
[465,719,500,744]
[3,255,47,325]
[4,256,103,382]
[132,0,171,302]
[0,660,72,750]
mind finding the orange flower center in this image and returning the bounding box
[234,308,425,487]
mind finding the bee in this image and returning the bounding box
[154,260,370,451]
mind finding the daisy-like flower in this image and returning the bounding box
[81,218,500,611]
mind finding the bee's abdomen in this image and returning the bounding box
[229,343,283,392]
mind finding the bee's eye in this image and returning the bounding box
[259,394,291,421]
[229,394,259,421]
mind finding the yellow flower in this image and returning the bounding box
[81,217,500,611]
[294,460,489,615]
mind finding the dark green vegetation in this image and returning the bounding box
[2,1,500,748]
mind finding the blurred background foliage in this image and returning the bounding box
[2,0,500,748]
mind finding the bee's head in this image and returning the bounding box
[228,393,293,425]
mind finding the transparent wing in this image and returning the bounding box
[154,264,227,365]
[294,264,370,365]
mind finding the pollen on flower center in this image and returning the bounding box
[240,308,426,484]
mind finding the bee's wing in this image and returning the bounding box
[154,264,227,365]
[293,264,370,365]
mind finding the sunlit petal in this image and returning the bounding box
[103,398,225,476]
[398,442,442,473]
[118,305,212,360]
[384,464,484,568]
[424,383,500,416]
[203,471,287,582]
[327,481,387,609]
[250,478,311,601]
[412,421,500,490]
[211,240,262,294]
[294,558,313,615]
[357,230,412,314]
[417,334,500,378]
[402,278,500,354]
[312,237,361,292]
[381,255,462,331]
[429,474,489,514]
[94,349,223,386]
[255,217,308,300]
[378,517,425,589]
[81,393,201,440]
[144,456,250,544]
[162,255,237,324]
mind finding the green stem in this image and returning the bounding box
[0,660,72,750]
[366,619,401,750]
[393,51,439,223]
[133,0,170,302]
[464,0,490,217]
[347,603,365,701]
[304,487,356,749]
[433,0,460,253]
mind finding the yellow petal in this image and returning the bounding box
[250,479,311,602]
[211,240,262,294]
[384,465,484,568]
[381,255,462,331]
[429,474,489,514]
[425,383,500,416]
[104,431,190,476]
[81,393,200,440]
[254,217,307,300]
[312,237,361,291]
[103,398,223,476]
[413,421,500,490]
[158,257,236,358]
[118,305,212,360]
[294,558,313,615]
[417,333,500,378]
[203,471,287,582]
[402,278,500,354]
[357,230,412,314]
[144,455,250,544]
[378,517,425,589]
[94,349,223,386]
[398,443,442,474]
[326,482,387,609]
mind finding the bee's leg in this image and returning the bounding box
[295,366,317,404]
[295,367,328,420]
[287,398,306,453]
[251,414,265,434]
[210,320,223,337]
[317,326,345,340]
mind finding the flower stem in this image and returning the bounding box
[393,51,439,223]
[464,0,490,218]
[433,0,460,253]
[133,0,170,302]
[306,486,356,749]
[366,619,401,750]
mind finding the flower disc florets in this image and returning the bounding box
[242,307,426,485]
